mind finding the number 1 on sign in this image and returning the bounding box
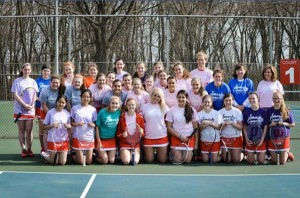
[285,67,294,83]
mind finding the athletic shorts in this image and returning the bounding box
[95,138,116,151]
[48,141,69,152]
[143,136,169,147]
[200,141,220,153]
[267,137,290,152]
[72,138,94,150]
[245,141,267,153]
[170,135,195,150]
[220,136,243,149]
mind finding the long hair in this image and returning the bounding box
[151,88,168,113]
[19,63,31,77]
[177,89,193,124]
[232,63,248,79]
[262,64,277,81]
[191,77,205,97]
[273,92,289,120]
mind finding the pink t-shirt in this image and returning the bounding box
[71,104,97,141]
[163,88,179,108]
[126,90,150,112]
[88,84,111,108]
[11,77,38,116]
[176,78,192,91]
[197,109,222,142]
[189,68,213,88]
[154,81,167,89]
[257,80,284,108]
[187,89,208,112]
[166,105,199,137]
[43,108,70,142]
[141,103,169,139]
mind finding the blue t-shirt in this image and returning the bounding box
[101,91,127,106]
[35,77,51,108]
[228,78,254,107]
[39,86,59,110]
[205,82,231,110]
[64,86,82,107]
[96,108,121,139]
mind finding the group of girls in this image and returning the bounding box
[11,51,295,165]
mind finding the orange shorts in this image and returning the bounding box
[143,136,169,147]
[35,108,41,118]
[95,138,116,151]
[40,110,46,120]
[220,136,243,149]
[72,138,94,150]
[48,141,69,152]
[245,141,267,153]
[170,135,195,150]
[13,113,35,120]
[200,141,220,153]
[267,137,290,151]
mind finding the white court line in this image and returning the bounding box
[2,171,300,177]
[0,172,3,174]
[80,174,96,198]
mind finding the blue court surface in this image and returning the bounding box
[1,171,300,198]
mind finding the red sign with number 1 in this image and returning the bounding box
[280,59,300,85]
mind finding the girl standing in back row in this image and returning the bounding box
[11,63,38,158]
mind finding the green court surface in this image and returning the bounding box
[0,139,300,197]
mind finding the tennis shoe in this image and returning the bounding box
[27,149,34,157]
[21,149,28,158]
[40,151,49,158]
[288,152,294,161]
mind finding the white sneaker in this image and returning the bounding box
[40,151,49,158]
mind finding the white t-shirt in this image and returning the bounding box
[190,68,213,88]
[218,107,243,138]
[71,104,97,141]
[141,103,169,139]
[257,80,284,108]
[88,83,111,108]
[197,109,221,142]
[43,108,70,142]
[11,77,38,115]
[166,105,199,137]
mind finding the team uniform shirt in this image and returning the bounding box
[257,80,284,108]
[163,88,179,108]
[243,108,267,130]
[176,78,192,91]
[197,109,222,142]
[71,104,97,141]
[228,78,254,107]
[88,83,111,109]
[218,107,243,138]
[267,107,295,137]
[166,105,199,137]
[126,90,150,112]
[64,86,82,107]
[116,71,128,81]
[96,108,121,139]
[189,68,213,88]
[11,77,39,117]
[141,103,169,139]
[43,108,70,142]
[187,89,208,112]
[35,77,51,109]
[205,82,231,111]
[102,91,127,106]
[39,86,59,111]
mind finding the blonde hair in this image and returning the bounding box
[107,96,121,112]
[196,51,208,61]
[151,88,168,113]
[273,92,289,120]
